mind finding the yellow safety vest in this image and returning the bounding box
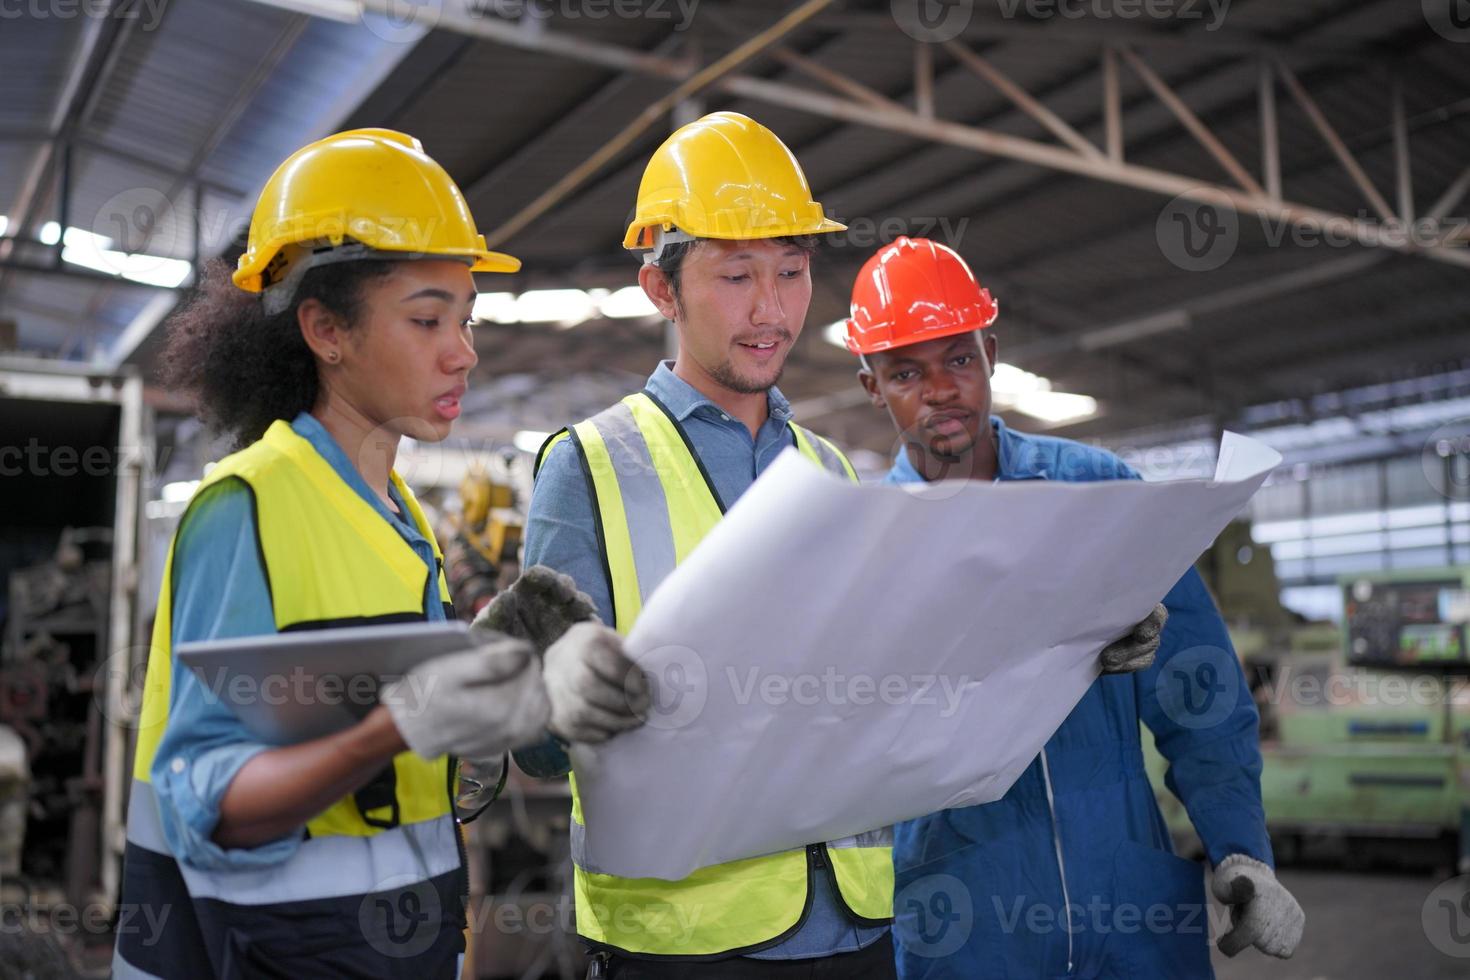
[115,420,466,978]
[537,391,893,958]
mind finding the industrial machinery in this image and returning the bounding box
[1146,522,1470,873]
[0,360,148,971]
[441,461,525,621]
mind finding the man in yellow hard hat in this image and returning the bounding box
[515,112,897,978]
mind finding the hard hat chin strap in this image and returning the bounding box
[643,226,698,267]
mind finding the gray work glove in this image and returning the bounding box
[1211,853,1305,958]
[1099,603,1167,674]
[543,622,651,744]
[380,636,550,761]
[472,565,599,654]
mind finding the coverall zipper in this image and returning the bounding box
[1039,748,1074,974]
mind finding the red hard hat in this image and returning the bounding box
[844,236,998,355]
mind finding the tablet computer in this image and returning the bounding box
[177,620,476,745]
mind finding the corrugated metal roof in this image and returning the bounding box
[2,0,1465,448]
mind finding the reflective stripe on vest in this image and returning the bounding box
[115,420,464,977]
[542,391,893,957]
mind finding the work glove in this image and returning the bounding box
[472,564,599,654]
[380,635,550,761]
[543,622,651,744]
[1211,853,1305,958]
[1099,603,1167,674]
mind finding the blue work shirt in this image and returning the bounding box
[522,361,891,960]
[886,417,1270,980]
[149,412,445,872]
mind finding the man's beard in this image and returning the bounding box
[708,356,784,395]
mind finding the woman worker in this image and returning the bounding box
[111,129,646,979]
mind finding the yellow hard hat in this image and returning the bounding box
[623,111,845,250]
[233,128,520,296]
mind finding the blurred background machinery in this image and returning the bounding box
[0,361,147,976]
[442,459,525,621]
[1148,527,1470,876]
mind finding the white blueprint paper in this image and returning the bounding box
[573,432,1281,880]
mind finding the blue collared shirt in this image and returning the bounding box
[149,412,444,871]
[523,361,890,960]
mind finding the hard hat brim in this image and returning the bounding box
[623,217,847,251]
[233,243,521,293]
[845,317,993,357]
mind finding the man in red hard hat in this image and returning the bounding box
[844,237,1303,978]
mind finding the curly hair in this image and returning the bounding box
[162,258,394,450]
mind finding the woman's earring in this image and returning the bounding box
[327,351,340,363]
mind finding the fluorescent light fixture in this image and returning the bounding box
[34,222,189,287]
[63,241,192,288]
[514,430,552,454]
[822,319,849,349]
[472,292,518,324]
[513,289,599,325]
[1009,390,1098,424]
[600,285,658,319]
[473,286,661,326]
[990,362,1097,424]
[990,362,1050,396]
[161,480,199,503]
[244,0,358,21]
[0,215,8,236]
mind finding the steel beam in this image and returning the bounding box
[1102,46,1123,163]
[944,40,1102,160]
[1119,47,1263,196]
[439,14,1470,270]
[1259,59,1281,201]
[1275,60,1398,224]
[0,4,118,272]
[1393,80,1414,225]
[913,41,934,120]
[482,0,837,249]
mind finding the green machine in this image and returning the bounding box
[1144,523,1470,873]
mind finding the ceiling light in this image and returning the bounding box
[990,362,1050,396]
[514,289,599,325]
[472,292,518,324]
[1008,391,1098,424]
[514,430,552,454]
[600,285,658,319]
